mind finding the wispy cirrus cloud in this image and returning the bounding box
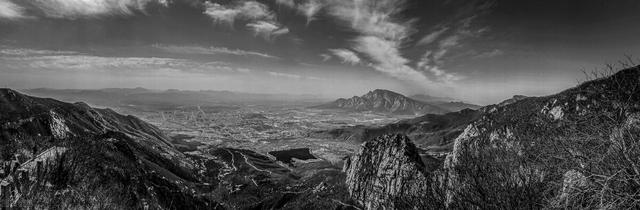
[0,0,24,19]
[246,20,289,41]
[276,0,323,25]
[416,0,495,83]
[316,0,440,88]
[328,48,361,65]
[203,1,289,41]
[7,0,168,19]
[417,27,449,46]
[203,1,273,26]
[152,44,279,59]
[0,48,77,56]
[474,49,504,59]
[268,71,324,81]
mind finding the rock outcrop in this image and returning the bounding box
[344,134,442,209]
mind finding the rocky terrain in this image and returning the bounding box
[341,66,640,209]
[3,65,639,209]
[444,65,640,209]
[343,134,443,209]
[0,89,358,209]
[313,89,450,115]
[0,88,219,209]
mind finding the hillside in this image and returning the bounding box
[312,89,449,115]
[444,65,640,208]
[342,65,640,209]
[0,89,359,209]
[0,88,219,209]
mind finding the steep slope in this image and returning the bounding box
[444,66,640,209]
[343,134,443,209]
[313,89,448,115]
[0,89,219,209]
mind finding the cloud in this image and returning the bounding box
[353,36,430,83]
[319,53,331,62]
[204,1,288,41]
[246,20,289,41]
[298,0,323,24]
[0,0,24,19]
[328,48,360,65]
[268,71,302,79]
[327,0,413,41]
[275,0,323,25]
[22,0,168,19]
[152,44,279,59]
[275,0,295,8]
[417,27,449,46]
[0,47,251,76]
[0,48,78,56]
[203,1,274,26]
[414,1,495,83]
[315,0,440,88]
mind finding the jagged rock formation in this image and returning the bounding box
[444,66,640,209]
[313,89,449,115]
[344,134,443,209]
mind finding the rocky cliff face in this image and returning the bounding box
[314,89,448,115]
[344,134,443,209]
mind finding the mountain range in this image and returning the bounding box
[23,88,327,112]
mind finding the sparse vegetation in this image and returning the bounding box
[446,64,640,209]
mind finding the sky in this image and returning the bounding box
[0,0,639,105]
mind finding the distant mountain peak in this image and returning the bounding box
[313,89,448,115]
